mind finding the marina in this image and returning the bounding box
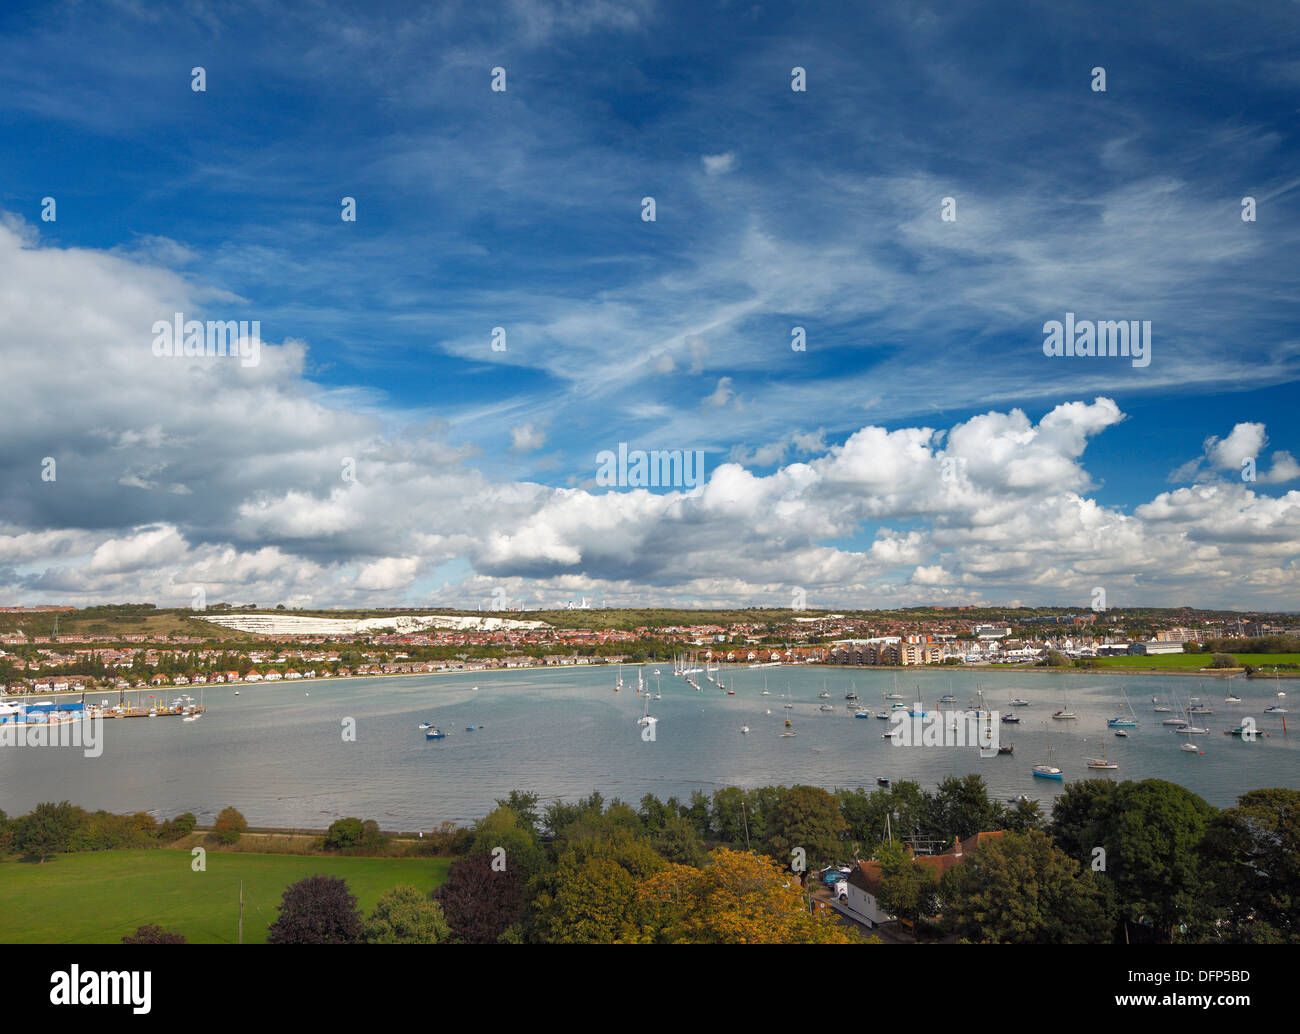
[0,666,1292,829]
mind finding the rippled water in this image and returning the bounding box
[0,666,1294,828]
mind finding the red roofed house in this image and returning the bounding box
[840,831,1006,928]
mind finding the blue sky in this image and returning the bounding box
[0,0,1297,610]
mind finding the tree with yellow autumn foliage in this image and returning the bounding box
[638,847,858,943]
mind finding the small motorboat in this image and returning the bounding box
[1114,729,1129,738]
[875,712,889,720]
[1001,714,1021,723]
[1224,694,1242,703]
[937,694,957,704]
[998,744,1014,755]
[418,722,434,730]
[1009,698,1030,707]
[819,691,831,699]
[741,726,750,734]
[1052,710,1077,720]
[465,724,477,732]
[425,727,447,739]
[1265,704,1289,713]
[1180,742,1202,753]
[818,704,835,712]
[1152,705,1172,712]
[854,708,872,719]
[1107,718,1137,727]
[877,777,890,787]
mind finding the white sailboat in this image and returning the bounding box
[1085,742,1118,769]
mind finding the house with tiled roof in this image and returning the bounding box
[840,832,1006,928]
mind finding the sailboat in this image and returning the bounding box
[1032,745,1064,780]
[1052,697,1077,720]
[760,675,771,696]
[636,692,654,727]
[1085,742,1118,769]
[654,677,662,700]
[781,691,795,736]
[615,665,624,694]
[1107,688,1138,727]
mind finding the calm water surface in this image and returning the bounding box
[1,666,1295,828]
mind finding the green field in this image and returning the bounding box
[1092,653,1300,670]
[0,849,451,944]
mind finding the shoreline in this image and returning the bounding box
[6,657,1298,702]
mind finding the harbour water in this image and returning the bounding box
[0,666,1294,829]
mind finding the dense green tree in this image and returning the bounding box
[940,831,1114,944]
[638,793,674,832]
[159,812,197,841]
[708,787,752,847]
[874,842,941,926]
[324,817,364,850]
[1198,787,1300,943]
[363,885,451,944]
[1002,796,1045,834]
[467,806,548,883]
[652,814,707,867]
[15,801,85,862]
[926,774,1005,842]
[763,785,847,870]
[683,790,712,839]
[494,790,541,835]
[266,875,362,944]
[1048,778,1118,861]
[530,855,645,943]
[1085,780,1216,941]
